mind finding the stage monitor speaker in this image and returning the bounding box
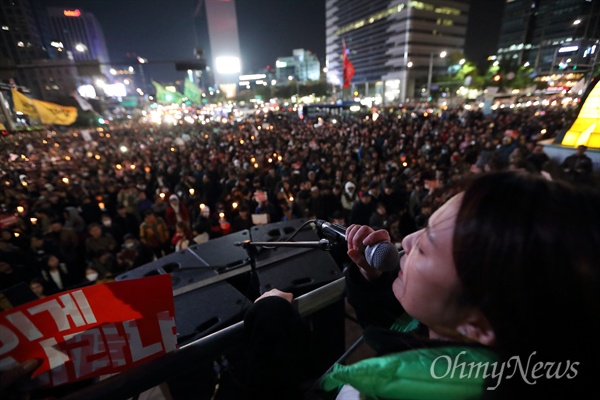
[173,281,252,346]
[186,229,251,271]
[251,219,343,296]
[115,249,218,290]
[115,247,253,347]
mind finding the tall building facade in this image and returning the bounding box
[497,0,600,84]
[0,2,108,103]
[46,8,110,76]
[194,0,241,96]
[0,0,52,99]
[325,0,469,103]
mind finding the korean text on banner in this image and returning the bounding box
[0,274,176,387]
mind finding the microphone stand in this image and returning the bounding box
[234,238,334,297]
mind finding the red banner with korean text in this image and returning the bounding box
[0,275,176,387]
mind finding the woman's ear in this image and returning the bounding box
[456,310,495,346]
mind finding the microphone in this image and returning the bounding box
[315,220,400,271]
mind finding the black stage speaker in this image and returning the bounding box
[117,219,346,398]
[249,219,344,296]
[114,238,254,346]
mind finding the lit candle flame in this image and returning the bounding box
[17,206,24,213]
[189,188,195,195]
[232,202,238,209]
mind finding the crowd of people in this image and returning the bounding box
[0,103,594,304]
[1,100,599,399]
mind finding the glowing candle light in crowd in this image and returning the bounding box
[98,202,105,210]
[14,232,20,238]
[106,134,111,138]
[62,177,69,184]
[250,157,256,163]
[278,156,282,161]
[5,181,10,186]
[273,153,277,157]
[403,162,408,167]
[189,188,195,196]
[159,193,165,199]
[130,165,136,170]
[254,163,259,168]
[17,206,24,213]
[251,136,255,140]
[30,217,37,225]
[144,167,151,173]
[268,158,272,163]
[21,181,27,187]
[218,212,225,219]
[289,196,294,202]
[54,143,59,147]
[170,147,175,152]
[116,164,122,170]
[94,155,101,160]
[232,202,238,209]
[200,203,206,210]
[65,156,71,161]
[42,140,47,144]
[240,139,244,144]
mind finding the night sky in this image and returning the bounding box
[43,0,504,83]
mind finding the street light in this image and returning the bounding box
[427,50,447,98]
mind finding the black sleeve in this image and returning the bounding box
[242,296,310,400]
[344,262,405,329]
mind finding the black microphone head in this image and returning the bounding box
[365,241,400,271]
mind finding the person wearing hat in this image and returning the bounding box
[341,181,357,222]
[165,194,190,236]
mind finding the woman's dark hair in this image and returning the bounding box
[453,171,600,395]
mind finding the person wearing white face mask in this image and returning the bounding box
[101,213,125,248]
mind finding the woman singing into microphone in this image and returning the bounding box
[244,171,600,399]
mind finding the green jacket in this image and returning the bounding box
[321,315,497,400]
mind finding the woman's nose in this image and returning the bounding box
[401,230,418,254]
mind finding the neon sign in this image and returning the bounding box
[63,9,81,17]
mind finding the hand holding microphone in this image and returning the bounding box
[315,220,400,280]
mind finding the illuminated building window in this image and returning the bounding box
[335,1,460,36]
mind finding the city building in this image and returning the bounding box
[46,7,111,76]
[275,49,321,84]
[496,0,600,92]
[325,0,470,104]
[0,0,70,100]
[194,0,241,97]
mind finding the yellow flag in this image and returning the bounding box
[11,89,39,117]
[33,99,77,125]
[11,89,77,125]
